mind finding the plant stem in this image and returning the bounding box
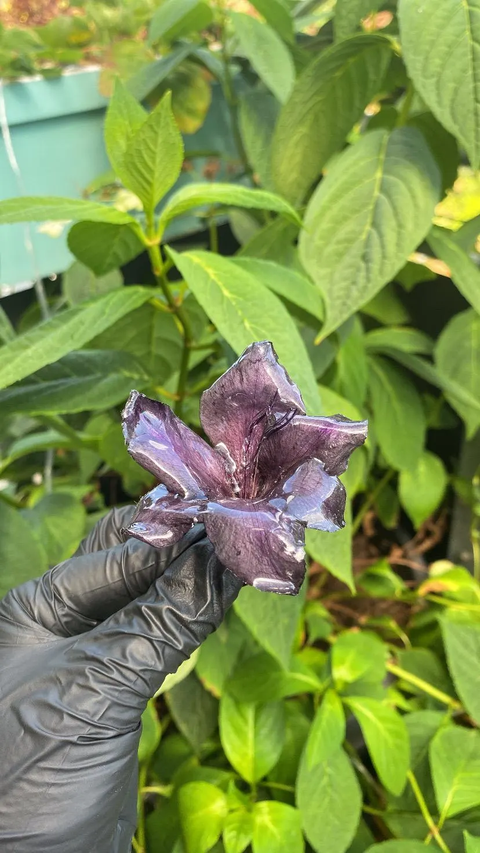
[352,468,395,535]
[146,240,194,417]
[219,14,252,179]
[396,82,414,127]
[407,770,452,853]
[209,216,219,253]
[136,765,148,853]
[141,785,173,797]
[264,781,295,793]
[387,662,462,710]
[37,415,97,450]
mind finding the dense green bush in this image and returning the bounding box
[1,0,480,851]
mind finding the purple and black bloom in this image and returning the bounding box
[122,341,367,595]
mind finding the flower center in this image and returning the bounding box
[239,405,297,499]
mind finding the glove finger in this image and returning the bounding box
[9,526,205,638]
[76,535,242,712]
[73,506,136,556]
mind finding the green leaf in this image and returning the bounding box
[334,0,383,40]
[0,303,15,344]
[226,652,322,705]
[300,128,441,338]
[149,0,203,43]
[399,451,447,529]
[177,781,228,853]
[408,112,459,195]
[249,0,294,43]
[239,90,279,190]
[272,35,391,204]
[234,584,303,670]
[296,747,362,853]
[159,183,300,233]
[21,493,85,566]
[223,809,253,853]
[0,350,147,419]
[397,649,454,703]
[442,612,480,725]
[435,309,480,438]
[0,196,137,225]
[331,631,387,686]
[62,261,122,305]
[347,821,375,853]
[0,501,48,598]
[166,673,218,754]
[465,831,480,853]
[334,319,368,409]
[156,649,200,697]
[398,0,480,167]
[345,696,409,795]
[429,226,480,315]
[368,355,426,471]
[0,287,153,391]
[450,214,480,253]
[365,327,434,356]
[306,689,345,768]
[128,44,193,101]
[366,843,434,853]
[121,91,184,215]
[361,284,410,326]
[317,386,363,422]
[252,801,304,853]
[100,420,154,495]
[168,248,320,413]
[430,725,480,819]
[67,221,144,277]
[233,257,324,322]
[306,500,353,591]
[138,699,162,764]
[196,613,246,698]
[231,13,294,104]
[219,695,285,784]
[104,79,147,181]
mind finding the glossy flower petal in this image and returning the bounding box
[257,413,368,491]
[200,341,305,492]
[125,485,206,548]
[271,459,346,531]
[122,391,229,498]
[203,499,306,594]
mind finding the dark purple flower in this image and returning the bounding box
[122,342,367,595]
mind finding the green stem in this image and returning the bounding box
[136,765,148,853]
[38,415,97,450]
[396,81,414,127]
[141,785,173,797]
[131,837,142,853]
[219,14,252,179]
[407,770,452,853]
[209,217,219,253]
[352,469,395,535]
[264,781,295,793]
[387,662,462,710]
[146,240,194,417]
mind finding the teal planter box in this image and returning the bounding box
[0,68,237,292]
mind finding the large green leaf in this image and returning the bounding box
[219,694,285,784]
[368,355,426,471]
[0,196,137,225]
[234,584,303,670]
[331,631,387,686]
[345,696,410,795]
[138,699,162,765]
[121,91,184,215]
[306,502,353,591]
[177,781,227,853]
[104,79,147,182]
[366,843,435,852]
[306,689,345,768]
[465,832,480,853]
[239,90,279,190]
[20,493,85,566]
[299,128,440,338]
[430,725,480,819]
[249,0,294,43]
[159,183,300,233]
[428,226,480,315]
[128,44,193,101]
[233,257,324,322]
[334,0,383,40]
[296,748,362,853]
[168,249,320,413]
[62,261,122,305]
[272,35,392,204]
[0,501,49,598]
[67,221,144,277]
[435,309,480,438]
[231,13,294,105]
[252,801,304,853]
[0,287,153,391]
[399,451,447,529]
[166,673,218,754]
[365,327,434,356]
[399,0,480,167]
[0,304,15,344]
[442,612,480,725]
[223,809,253,853]
[149,0,203,43]
[196,613,246,698]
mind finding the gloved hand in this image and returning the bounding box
[0,506,242,853]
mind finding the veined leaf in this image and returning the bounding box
[128,43,193,101]
[430,725,480,819]
[233,257,324,322]
[306,501,353,591]
[306,690,345,768]
[252,801,304,853]
[223,809,253,853]
[62,261,122,305]
[21,493,85,565]
[234,584,303,670]
[67,221,144,277]
[158,183,300,233]
[300,128,440,339]
[104,79,147,181]
[0,286,153,391]
[399,0,480,167]
[219,694,285,784]
[442,612,480,725]
[345,696,410,795]
[231,12,295,104]
[365,327,434,356]
[0,501,48,598]
[239,90,279,191]
[399,451,448,529]
[428,226,480,315]
[272,35,392,204]
[0,196,138,225]
[435,309,480,438]
[249,0,294,43]
[168,248,320,413]
[178,781,227,853]
[334,0,383,40]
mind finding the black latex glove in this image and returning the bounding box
[0,506,241,853]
